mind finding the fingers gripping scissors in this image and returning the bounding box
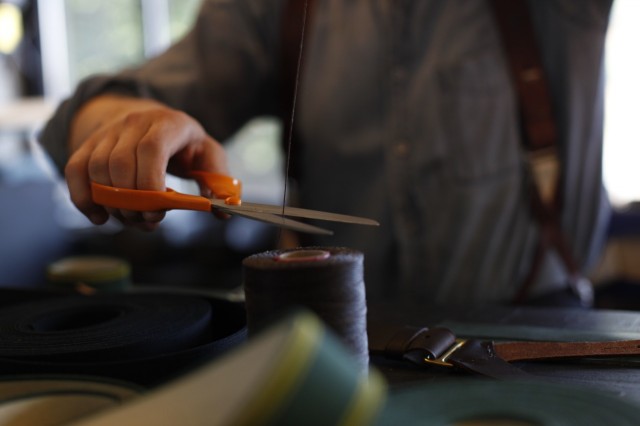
[91,171,379,235]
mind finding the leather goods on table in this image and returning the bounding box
[367,301,640,406]
[2,287,640,424]
[369,324,640,381]
[72,310,640,426]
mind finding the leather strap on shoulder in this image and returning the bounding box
[489,0,593,305]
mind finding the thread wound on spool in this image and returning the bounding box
[275,249,331,263]
[242,247,369,370]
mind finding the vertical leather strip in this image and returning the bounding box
[489,0,557,151]
[489,0,592,305]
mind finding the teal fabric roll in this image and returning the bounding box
[377,380,640,426]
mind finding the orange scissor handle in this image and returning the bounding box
[91,182,212,212]
[91,172,243,212]
[188,171,242,205]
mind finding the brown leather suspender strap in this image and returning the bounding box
[489,0,594,306]
[489,0,558,153]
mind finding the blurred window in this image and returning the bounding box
[41,0,202,96]
[168,0,201,40]
[603,0,640,207]
[64,0,144,85]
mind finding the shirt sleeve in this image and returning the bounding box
[38,0,283,175]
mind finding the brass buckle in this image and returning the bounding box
[422,338,467,367]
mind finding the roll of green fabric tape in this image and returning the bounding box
[46,256,132,293]
[375,380,640,426]
[73,310,387,426]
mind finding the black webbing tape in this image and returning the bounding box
[0,292,247,387]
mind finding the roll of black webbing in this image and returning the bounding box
[243,247,369,370]
[0,292,246,387]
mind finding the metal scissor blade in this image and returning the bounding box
[212,200,379,226]
[216,206,334,235]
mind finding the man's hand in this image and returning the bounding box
[65,94,228,231]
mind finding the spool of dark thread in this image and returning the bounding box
[242,247,369,370]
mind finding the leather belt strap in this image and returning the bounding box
[369,325,640,380]
[494,340,640,362]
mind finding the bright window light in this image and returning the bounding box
[0,3,22,54]
[603,0,640,207]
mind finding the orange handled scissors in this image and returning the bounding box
[91,171,379,235]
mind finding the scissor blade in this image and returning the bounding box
[212,200,379,226]
[216,207,334,235]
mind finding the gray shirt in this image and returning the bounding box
[39,0,613,304]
